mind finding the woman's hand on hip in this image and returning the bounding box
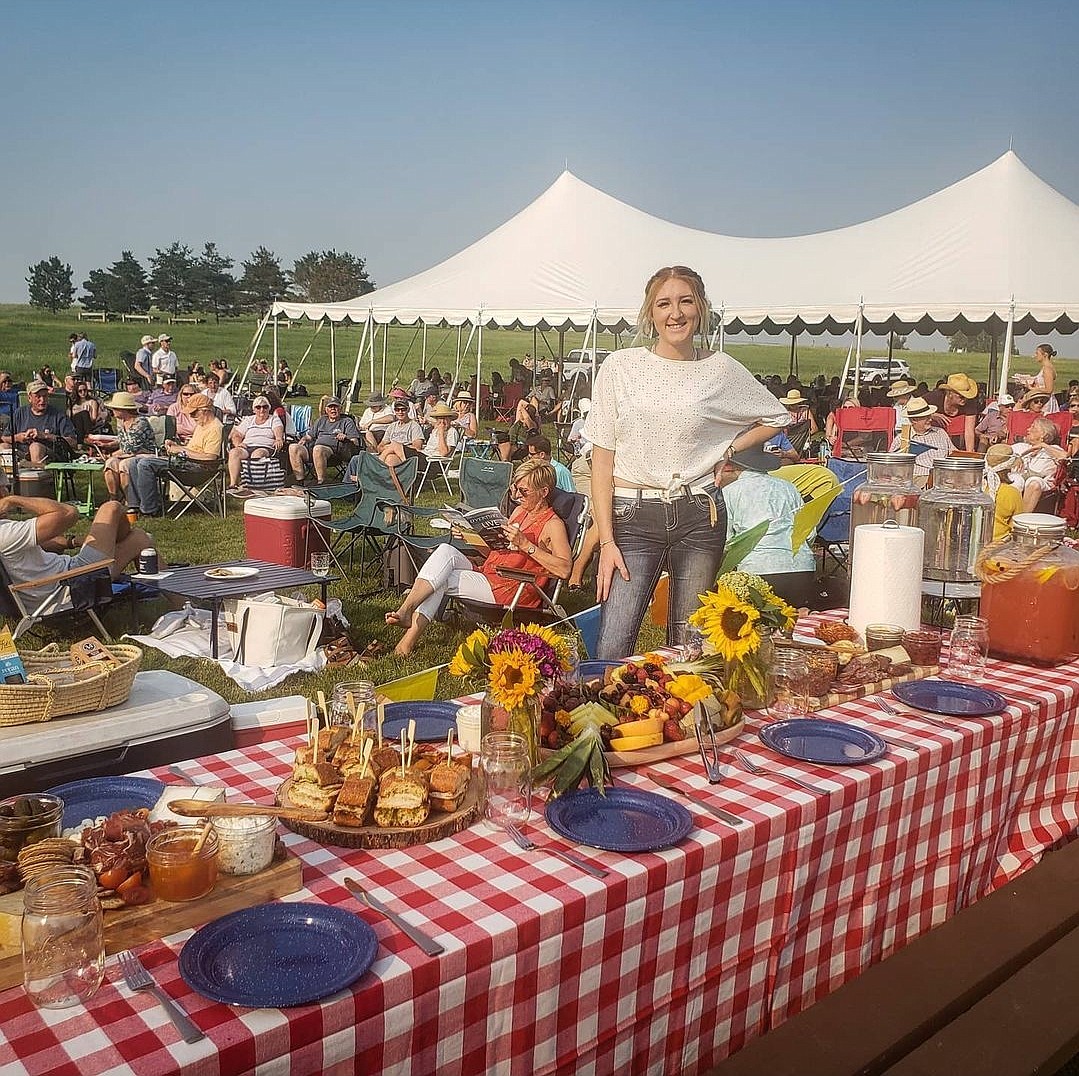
[596,542,629,601]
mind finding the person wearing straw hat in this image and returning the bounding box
[889,397,952,484]
[1018,388,1051,413]
[359,391,393,447]
[418,401,461,459]
[925,372,981,451]
[453,391,478,439]
[983,444,1024,540]
[102,391,156,502]
[886,379,917,432]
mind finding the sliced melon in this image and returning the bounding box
[608,731,665,752]
[612,716,664,737]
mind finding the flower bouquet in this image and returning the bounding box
[689,570,798,710]
[449,623,574,763]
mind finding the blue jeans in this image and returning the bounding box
[596,491,726,660]
[126,455,171,514]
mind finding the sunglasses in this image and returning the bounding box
[180,391,195,397]
[254,405,270,410]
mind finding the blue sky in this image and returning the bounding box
[3,0,1078,317]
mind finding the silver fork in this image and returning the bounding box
[733,750,825,794]
[117,950,204,1043]
[875,696,959,731]
[506,822,609,879]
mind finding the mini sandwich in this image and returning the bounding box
[287,779,341,813]
[293,760,342,788]
[373,771,429,827]
[316,727,349,762]
[369,745,402,777]
[333,740,371,778]
[428,761,469,813]
[332,773,375,827]
[294,744,315,767]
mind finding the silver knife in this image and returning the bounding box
[343,877,445,956]
[646,779,749,827]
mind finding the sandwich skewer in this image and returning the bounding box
[400,730,407,779]
[407,718,417,768]
[358,738,373,781]
[347,690,358,744]
[317,689,330,725]
[377,702,385,748]
[445,729,454,764]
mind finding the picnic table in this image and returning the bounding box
[1,612,1076,1075]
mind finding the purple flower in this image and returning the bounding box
[488,628,560,676]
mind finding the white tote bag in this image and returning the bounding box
[224,594,324,666]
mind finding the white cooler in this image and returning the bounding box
[243,495,330,568]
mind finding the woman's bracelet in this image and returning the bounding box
[600,538,616,548]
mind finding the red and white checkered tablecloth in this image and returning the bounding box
[1,613,1077,1076]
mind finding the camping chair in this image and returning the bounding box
[415,436,467,498]
[1007,409,1071,446]
[458,456,513,509]
[815,458,868,576]
[552,604,600,659]
[94,369,120,396]
[443,488,590,628]
[493,383,523,423]
[832,406,896,461]
[289,404,312,437]
[773,464,843,550]
[478,384,493,420]
[0,556,116,642]
[158,439,227,519]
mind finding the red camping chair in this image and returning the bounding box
[493,383,523,423]
[1007,409,1071,445]
[832,406,896,461]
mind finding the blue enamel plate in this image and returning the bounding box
[179,902,378,1007]
[759,718,887,765]
[893,679,1007,716]
[578,660,621,681]
[545,786,693,853]
[45,776,166,830]
[380,701,460,742]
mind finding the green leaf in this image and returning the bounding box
[718,520,769,575]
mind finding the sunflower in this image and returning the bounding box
[689,586,762,662]
[448,629,490,678]
[487,649,540,709]
[521,623,574,669]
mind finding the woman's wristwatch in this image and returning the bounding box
[527,543,537,555]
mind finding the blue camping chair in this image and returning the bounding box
[816,458,867,575]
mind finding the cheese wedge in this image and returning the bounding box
[608,731,665,751]
[149,784,226,823]
[613,717,664,738]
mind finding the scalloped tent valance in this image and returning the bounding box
[271,151,1079,336]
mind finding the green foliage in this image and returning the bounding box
[291,249,374,304]
[192,242,237,323]
[718,520,769,575]
[26,257,75,313]
[149,242,198,316]
[81,251,150,314]
[238,246,290,312]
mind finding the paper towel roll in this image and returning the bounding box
[848,522,924,636]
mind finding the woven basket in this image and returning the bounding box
[0,643,143,726]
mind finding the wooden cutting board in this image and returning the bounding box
[0,845,303,991]
[807,664,941,712]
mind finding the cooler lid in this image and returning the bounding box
[243,495,331,519]
[0,671,230,771]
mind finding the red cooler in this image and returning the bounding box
[243,495,331,568]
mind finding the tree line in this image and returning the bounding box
[25,244,376,320]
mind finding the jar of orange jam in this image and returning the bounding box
[146,826,219,902]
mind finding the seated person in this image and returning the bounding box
[122,376,151,406]
[5,380,77,464]
[530,374,558,419]
[359,392,393,447]
[145,375,180,416]
[975,394,1015,450]
[824,397,858,451]
[713,447,819,610]
[227,395,284,491]
[1067,395,1079,457]
[0,495,154,606]
[419,402,460,459]
[763,428,801,465]
[204,372,236,419]
[166,384,200,442]
[209,359,233,388]
[1010,417,1067,512]
[524,434,574,491]
[983,444,1024,540]
[407,368,434,399]
[288,397,359,483]
[498,394,541,461]
[0,372,19,410]
[890,397,952,485]
[418,389,442,427]
[69,379,108,443]
[375,399,425,466]
[125,393,224,516]
[925,372,980,451]
[385,459,571,655]
[101,392,157,502]
[453,391,479,439]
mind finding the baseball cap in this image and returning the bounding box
[158,333,172,343]
[324,396,341,407]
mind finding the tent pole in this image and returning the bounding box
[286,320,324,387]
[272,315,279,381]
[236,306,272,395]
[788,333,796,378]
[587,308,598,390]
[852,303,865,402]
[422,324,428,368]
[346,315,369,411]
[329,320,336,393]
[381,324,388,392]
[886,327,894,380]
[998,298,1016,399]
[988,330,999,390]
[368,320,377,396]
[476,315,483,407]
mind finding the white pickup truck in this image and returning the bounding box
[561,348,610,377]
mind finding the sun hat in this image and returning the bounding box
[454,390,473,401]
[157,333,172,343]
[428,402,456,420]
[106,391,142,412]
[726,446,781,473]
[26,380,49,395]
[996,393,1016,407]
[389,387,409,399]
[1021,389,1050,406]
[944,373,978,399]
[905,397,938,419]
[985,444,1018,472]
[367,392,386,406]
[886,379,918,398]
[324,396,342,407]
[779,390,807,406]
[140,334,155,346]
[182,392,212,414]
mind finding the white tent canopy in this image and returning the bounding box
[271,151,1079,336]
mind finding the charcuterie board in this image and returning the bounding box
[0,844,303,991]
[276,777,481,850]
[806,664,940,712]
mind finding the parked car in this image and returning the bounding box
[562,348,610,377]
[845,357,913,384]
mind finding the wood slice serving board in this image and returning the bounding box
[0,845,303,991]
[807,664,941,712]
[277,777,480,849]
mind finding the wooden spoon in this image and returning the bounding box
[168,799,329,822]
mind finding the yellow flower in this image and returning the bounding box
[689,587,762,663]
[488,649,540,709]
[668,673,711,705]
[521,622,574,670]
[628,694,651,714]
[773,598,799,631]
[449,629,489,678]
[640,652,668,667]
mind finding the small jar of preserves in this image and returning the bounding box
[146,826,219,902]
[865,624,906,652]
[903,630,943,667]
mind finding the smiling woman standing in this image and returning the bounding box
[585,266,790,659]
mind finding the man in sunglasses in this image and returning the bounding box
[5,380,77,464]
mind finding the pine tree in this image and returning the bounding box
[148,242,197,316]
[193,242,237,322]
[237,246,290,312]
[26,256,75,313]
[291,249,374,303]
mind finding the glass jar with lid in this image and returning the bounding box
[978,512,1079,665]
[330,680,376,732]
[918,457,994,582]
[849,452,920,539]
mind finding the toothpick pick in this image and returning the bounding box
[317,689,329,725]
[347,690,358,743]
[445,729,454,764]
[358,738,373,781]
[407,718,416,768]
[399,730,406,778]
[377,702,385,748]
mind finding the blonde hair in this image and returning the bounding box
[513,457,556,497]
[637,265,711,339]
